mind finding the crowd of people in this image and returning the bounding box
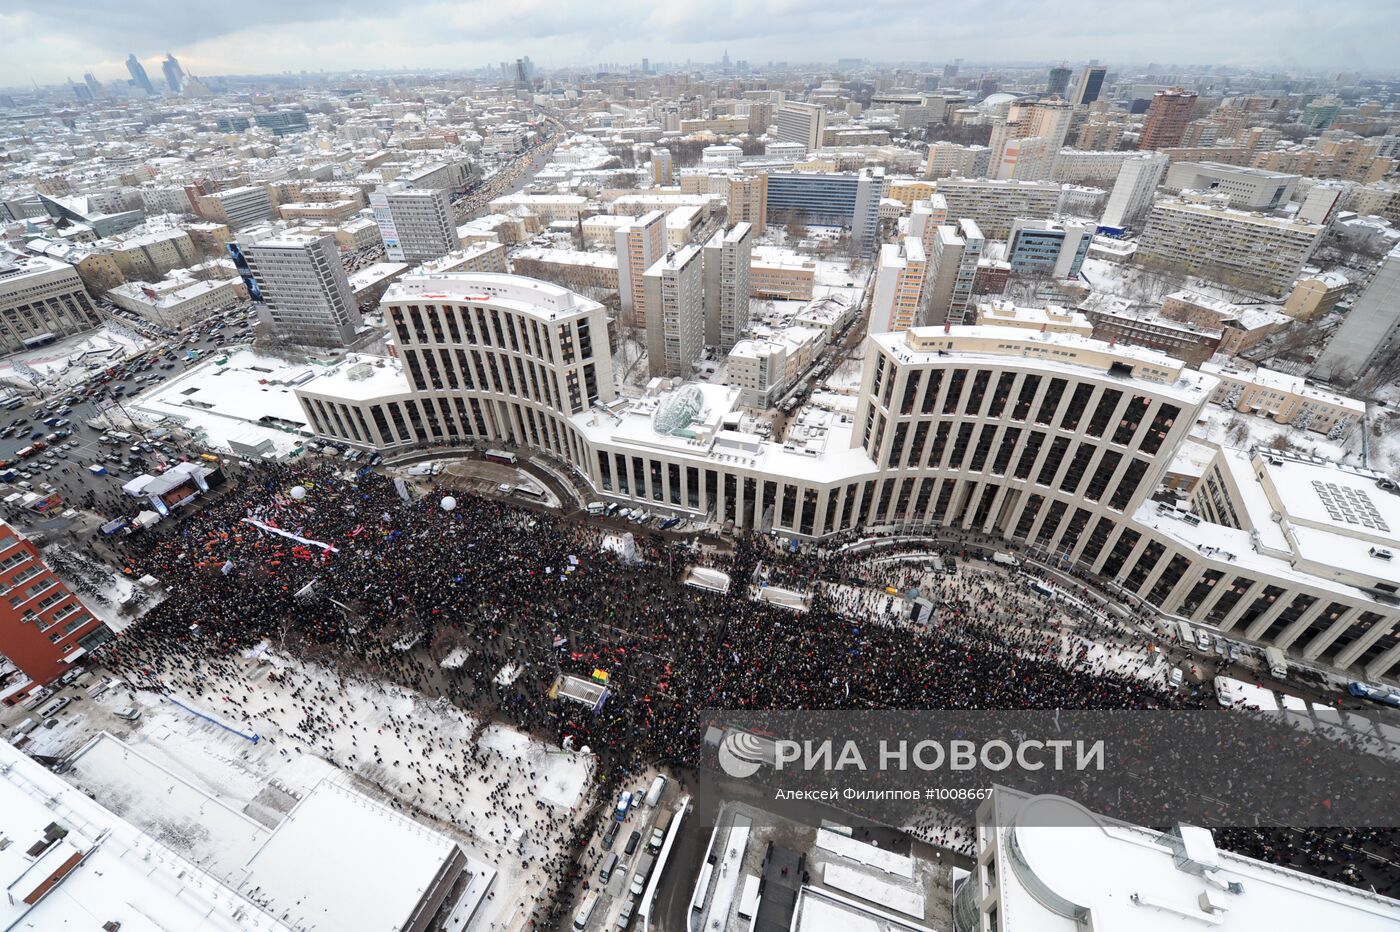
[94,461,1399,917]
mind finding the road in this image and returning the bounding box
[452,116,564,222]
[0,309,255,512]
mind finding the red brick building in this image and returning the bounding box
[0,523,110,705]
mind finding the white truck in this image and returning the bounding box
[992,551,1020,567]
[1264,646,1289,679]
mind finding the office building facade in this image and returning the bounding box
[295,274,1400,680]
[1072,65,1108,105]
[1007,219,1094,279]
[244,233,363,347]
[371,185,461,265]
[765,168,884,245]
[0,250,103,354]
[773,101,827,151]
[936,178,1061,239]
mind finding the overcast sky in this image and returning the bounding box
[2,0,1395,88]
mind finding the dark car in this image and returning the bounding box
[602,821,620,849]
[624,830,641,855]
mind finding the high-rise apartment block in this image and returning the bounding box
[936,178,1061,239]
[924,219,985,326]
[702,223,753,349]
[1100,152,1168,229]
[0,522,109,705]
[773,101,827,151]
[244,233,363,347]
[871,237,929,333]
[727,173,768,230]
[1136,197,1325,297]
[0,249,103,354]
[615,210,667,329]
[1139,87,1199,150]
[1313,244,1400,384]
[651,148,673,185]
[370,184,461,265]
[644,245,705,377]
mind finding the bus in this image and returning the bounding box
[737,875,761,926]
[485,449,517,465]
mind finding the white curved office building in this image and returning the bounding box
[294,272,1400,681]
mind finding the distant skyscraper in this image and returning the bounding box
[82,72,102,98]
[1047,66,1071,97]
[126,53,155,96]
[161,53,185,94]
[1138,87,1198,150]
[69,79,93,103]
[1071,65,1107,106]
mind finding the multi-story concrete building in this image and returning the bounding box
[955,787,1400,932]
[417,242,509,276]
[1099,152,1168,229]
[644,244,705,377]
[296,272,1400,679]
[197,184,275,231]
[371,184,461,265]
[1201,360,1363,438]
[1084,297,1223,365]
[871,236,928,334]
[935,178,1061,239]
[0,522,109,705]
[1051,149,1134,185]
[244,233,363,348]
[764,168,884,246]
[924,219,985,325]
[923,143,992,180]
[1163,161,1299,210]
[1312,243,1400,384]
[651,147,673,185]
[1007,218,1094,279]
[727,173,768,231]
[108,273,244,329]
[1139,87,1199,150]
[104,226,200,281]
[0,249,103,353]
[773,101,826,151]
[702,223,753,350]
[1136,197,1325,297]
[614,210,667,329]
[296,273,614,461]
[1283,271,1348,320]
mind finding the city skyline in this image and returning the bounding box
[3,0,1398,88]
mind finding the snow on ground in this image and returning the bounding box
[0,326,150,395]
[127,346,313,455]
[62,651,593,928]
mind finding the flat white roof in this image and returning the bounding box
[244,779,461,932]
[990,789,1400,931]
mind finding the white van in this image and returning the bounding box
[573,893,599,931]
[644,775,667,807]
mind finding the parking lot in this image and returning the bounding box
[0,305,259,506]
